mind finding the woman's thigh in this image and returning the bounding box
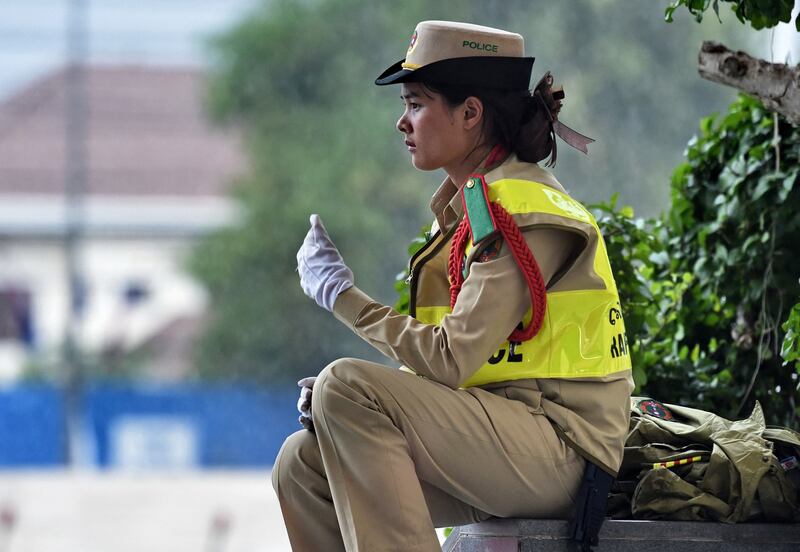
[316,358,586,519]
[275,428,494,528]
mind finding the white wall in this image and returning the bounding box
[0,234,210,381]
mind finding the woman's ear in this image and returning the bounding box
[462,96,484,131]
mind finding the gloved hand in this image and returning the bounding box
[297,376,317,432]
[296,214,354,312]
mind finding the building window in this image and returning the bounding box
[0,287,34,348]
[123,281,150,306]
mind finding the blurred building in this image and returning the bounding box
[0,65,244,383]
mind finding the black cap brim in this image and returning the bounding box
[375,60,412,85]
[375,56,535,90]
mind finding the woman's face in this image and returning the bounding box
[396,83,475,172]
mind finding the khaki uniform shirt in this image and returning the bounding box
[333,156,634,474]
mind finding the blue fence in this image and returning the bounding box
[0,385,66,467]
[0,382,298,468]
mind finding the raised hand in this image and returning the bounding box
[296,214,354,312]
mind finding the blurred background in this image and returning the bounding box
[0,0,794,551]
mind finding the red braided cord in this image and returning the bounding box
[448,219,472,308]
[448,202,547,342]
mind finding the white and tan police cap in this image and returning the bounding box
[376,20,534,90]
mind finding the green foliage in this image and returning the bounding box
[589,197,689,394]
[393,225,431,315]
[665,0,800,31]
[600,95,799,426]
[661,95,799,425]
[782,301,800,373]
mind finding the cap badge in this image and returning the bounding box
[407,30,418,55]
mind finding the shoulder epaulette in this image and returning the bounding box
[460,175,497,243]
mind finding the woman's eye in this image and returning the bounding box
[410,103,421,110]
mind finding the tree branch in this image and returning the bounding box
[698,41,800,125]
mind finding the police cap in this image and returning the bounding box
[375,20,535,90]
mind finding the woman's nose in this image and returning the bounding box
[396,112,410,134]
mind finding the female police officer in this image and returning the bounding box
[274,20,634,551]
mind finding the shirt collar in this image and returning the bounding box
[429,175,462,234]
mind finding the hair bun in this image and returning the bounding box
[533,71,564,122]
[514,71,563,166]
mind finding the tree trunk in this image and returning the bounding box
[698,41,800,125]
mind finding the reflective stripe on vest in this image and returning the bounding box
[414,178,632,387]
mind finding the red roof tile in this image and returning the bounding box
[0,65,245,197]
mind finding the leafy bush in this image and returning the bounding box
[589,197,691,394]
[781,301,800,378]
[660,95,799,425]
[600,96,799,426]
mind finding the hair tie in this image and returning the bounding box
[530,72,595,165]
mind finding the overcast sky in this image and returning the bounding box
[0,0,260,100]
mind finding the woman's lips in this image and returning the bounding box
[405,140,416,151]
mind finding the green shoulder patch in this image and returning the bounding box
[461,175,496,243]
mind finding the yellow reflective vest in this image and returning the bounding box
[411,173,632,388]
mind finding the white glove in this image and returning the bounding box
[296,214,354,311]
[297,376,316,432]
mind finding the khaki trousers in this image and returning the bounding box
[271,358,585,552]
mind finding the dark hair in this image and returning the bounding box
[422,72,564,166]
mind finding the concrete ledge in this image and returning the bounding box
[442,518,800,551]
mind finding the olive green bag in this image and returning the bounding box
[607,398,800,523]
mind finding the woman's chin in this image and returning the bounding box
[410,155,438,172]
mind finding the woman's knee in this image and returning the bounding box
[271,430,320,494]
[312,357,373,415]
[317,357,367,383]
[313,359,347,415]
